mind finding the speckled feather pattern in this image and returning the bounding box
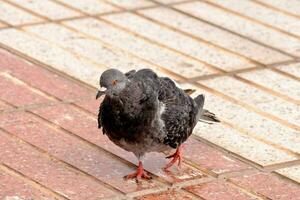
[98,69,203,158]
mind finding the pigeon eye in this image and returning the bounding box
[112,79,118,86]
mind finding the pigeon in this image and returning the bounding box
[96,68,220,180]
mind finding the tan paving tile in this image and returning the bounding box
[207,0,300,37]
[0,0,44,26]
[276,62,300,78]
[179,83,300,156]
[175,1,300,57]
[10,0,82,20]
[0,29,105,86]
[105,0,155,9]
[64,18,217,78]
[24,23,164,76]
[103,13,256,71]
[56,0,120,14]
[276,165,300,184]
[201,76,300,126]
[256,0,300,18]
[239,69,300,100]
[139,7,291,65]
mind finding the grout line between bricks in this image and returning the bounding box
[190,59,300,82]
[3,31,300,162]
[0,163,69,200]
[251,0,300,20]
[151,0,298,59]
[198,0,300,40]
[0,127,127,196]
[0,21,298,173]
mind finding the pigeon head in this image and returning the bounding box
[96,69,128,99]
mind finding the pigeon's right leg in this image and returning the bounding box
[124,161,152,180]
[163,144,184,170]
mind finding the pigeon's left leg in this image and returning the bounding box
[164,145,184,170]
[124,161,152,180]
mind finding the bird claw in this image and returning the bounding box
[163,145,184,170]
[124,161,152,182]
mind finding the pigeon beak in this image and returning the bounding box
[96,87,106,99]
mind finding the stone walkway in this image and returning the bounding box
[0,0,299,199]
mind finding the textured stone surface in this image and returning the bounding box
[0,1,43,25]
[256,0,300,17]
[276,63,300,78]
[276,165,300,184]
[65,18,217,78]
[57,0,120,14]
[175,1,300,57]
[208,0,300,37]
[139,7,290,65]
[239,69,300,100]
[104,13,255,71]
[202,76,300,126]
[106,0,155,9]
[10,0,81,20]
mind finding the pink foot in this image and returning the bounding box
[124,161,152,181]
[164,145,184,170]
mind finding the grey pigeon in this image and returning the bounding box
[96,68,220,180]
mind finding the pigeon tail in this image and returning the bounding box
[194,94,220,123]
[194,94,205,111]
[200,109,221,123]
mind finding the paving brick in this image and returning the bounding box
[0,29,105,87]
[31,104,208,183]
[2,117,158,193]
[103,13,255,71]
[201,76,300,126]
[24,23,161,76]
[0,48,94,100]
[0,112,35,127]
[135,189,194,200]
[75,99,99,115]
[107,0,155,9]
[0,170,54,200]
[184,138,250,174]
[239,69,300,100]
[139,7,290,65]
[276,165,300,184]
[276,63,300,78]
[230,172,300,200]
[256,0,300,18]
[10,0,81,20]
[57,0,120,14]
[65,18,217,78]
[0,131,117,200]
[0,74,52,106]
[0,1,43,25]
[208,0,300,37]
[185,181,258,200]
[0,101,12,110]
[175,1,300,57]
[179,83,299,164]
